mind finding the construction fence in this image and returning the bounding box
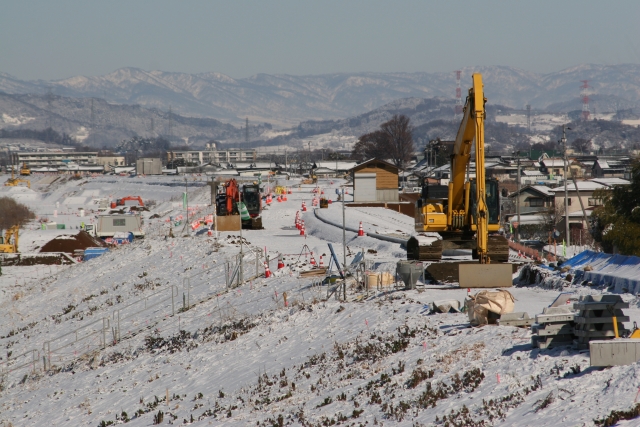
[0,247,324,386]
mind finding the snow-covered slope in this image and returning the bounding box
[1,176,640,426]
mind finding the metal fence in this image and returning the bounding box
[0,247,267,384]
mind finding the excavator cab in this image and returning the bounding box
[469,178,501,227]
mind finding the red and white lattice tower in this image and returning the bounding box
[580,80,590,121]
[455,70,463,117]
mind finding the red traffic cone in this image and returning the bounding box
[300,222,306,236]
[358,221,365,237]
[310,252,316,266]
[302,202,307,212]
[277,255,285,270]
[288,188,292,194]
[207,229,213,237]
[328,199,332,204]
[283,194,287,201]
[321,190,324,195]
[264,261,272,278]
[319,255,324,268]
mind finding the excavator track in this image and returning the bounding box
[487,235,509,262]
[407,238,442,261]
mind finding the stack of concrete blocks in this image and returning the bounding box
[573,294,629,350]
[498,312,534,328]
[531,306,576,349]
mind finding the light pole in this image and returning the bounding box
[560,125,571,248]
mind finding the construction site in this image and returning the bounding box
[0,76,640,427]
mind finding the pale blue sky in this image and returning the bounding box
[2,0,639,80]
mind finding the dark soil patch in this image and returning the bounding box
[40,230,107,254]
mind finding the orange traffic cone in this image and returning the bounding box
[283,193,287,201]
[277,255,285,270]
[264,261,272,278]
[358,221,365,237]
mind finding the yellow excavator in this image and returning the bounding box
[0,226,19,253]
[20,162,30,176]
[413,73,511,287]
[4,165,31,188]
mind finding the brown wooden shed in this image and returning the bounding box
[349,159,399,202]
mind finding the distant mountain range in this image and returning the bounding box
[1,64,639,127]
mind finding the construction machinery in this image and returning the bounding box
[111,196,144,209]
[4,166,31,188]
[412,73,510,286]
[215,179,263,230]
[0,226,19,253]
[19,162,30,176]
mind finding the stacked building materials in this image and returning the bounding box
[573,294,629,349]
[531,306,576,349]
[498,312,534,328]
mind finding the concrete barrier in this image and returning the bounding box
[590,339,640,367]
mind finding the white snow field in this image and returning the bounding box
[1,174,640,426]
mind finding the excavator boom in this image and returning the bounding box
[412,73,511,287]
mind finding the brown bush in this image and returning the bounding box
[0,197,35,230]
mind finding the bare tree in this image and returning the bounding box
[571,138,592,154]
[0,197,35,231]
[351,115,415,169]
[351,130,387,162]
[380,115,415,169]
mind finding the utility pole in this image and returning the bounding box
[342,188,346,301]
[182,176,189,232]
[560,125,570,248]
[515,151,521,242]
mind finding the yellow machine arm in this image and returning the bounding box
[449,73,490,263]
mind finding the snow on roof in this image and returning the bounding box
[568,208,594,217]
[541,159,565,167]
[590,178,630,186]
[529,185,554,196]
[549,180,606,192]
[522,170,545,176]
[509,214,546,225]
[509,185,554,198]
[595,159,609,169]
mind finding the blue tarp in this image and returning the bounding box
[565,250,640,293]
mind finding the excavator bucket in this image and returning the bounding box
[217,215,242,231]
[459,263,513,288]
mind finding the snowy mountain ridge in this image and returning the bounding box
[2,64,640,126]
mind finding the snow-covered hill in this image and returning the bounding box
[2,176,640,426]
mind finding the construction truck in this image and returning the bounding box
[4,166,31,188]
[0,226,19,253]
[215,179,263,230]
[412,73,511,287]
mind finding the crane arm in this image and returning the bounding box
[449,73,490,262]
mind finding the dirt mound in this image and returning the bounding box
[1,253,74,266]
[40,230,107,254]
